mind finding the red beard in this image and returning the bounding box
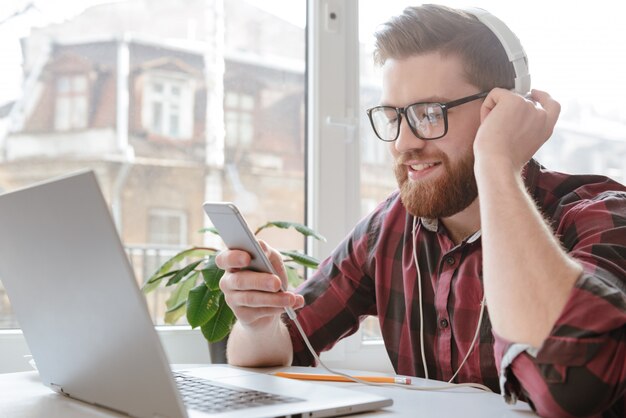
[394,150,478,219]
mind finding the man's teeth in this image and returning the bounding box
[410,163,437,171]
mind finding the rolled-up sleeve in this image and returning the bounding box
[496,191,626,417]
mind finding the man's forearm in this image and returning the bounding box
[475,158,582,347]
[226,318,294,367]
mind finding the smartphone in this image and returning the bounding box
[202,202,296,319]
[202,202,278,275]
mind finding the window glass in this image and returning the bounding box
[225,91,255,148]
[143,74,192,139]
[0,0,306,328]
[148,209,187,246]
[55,74,88,130]
[359,0,626,340]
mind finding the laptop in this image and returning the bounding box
[0,170,392,418]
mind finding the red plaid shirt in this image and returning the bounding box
[285,159,626,417]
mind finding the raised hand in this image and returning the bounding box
[474,88,561,173]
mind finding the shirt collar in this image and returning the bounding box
[419,217,439,232]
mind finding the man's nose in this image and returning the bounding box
[394,117,427,153]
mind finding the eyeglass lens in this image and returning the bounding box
[371,103,445,141]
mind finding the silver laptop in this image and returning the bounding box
[0,171,392,418]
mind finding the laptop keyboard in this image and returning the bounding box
[173,372,303,414]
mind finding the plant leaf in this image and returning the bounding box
[143,247,215,289]
[164,303,186,324]
[200,293,235,342]
[186,284,221,328]
[285,265,303,289]
[257,221,326,242]
[165,260,204,286]
[201,257,224,290]
[279,250,319,269]
[198,227,220,236]
[164,271,199,313]
[147,269,179,284]
[142,270,178,294]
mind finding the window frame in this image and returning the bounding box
[54,73,89,131]
[307,0,389,369]
[141,70,195,140]
[147,208,188,247]
[224,91,255,148]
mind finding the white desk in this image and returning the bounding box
[0,366,535,417]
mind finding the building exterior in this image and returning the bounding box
[0,0,306,326]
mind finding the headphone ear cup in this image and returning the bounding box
[463,8,531,95]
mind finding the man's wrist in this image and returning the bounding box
[474,154,522,182]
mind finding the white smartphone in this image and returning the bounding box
[202,202,297,319]
[202,202,278,275]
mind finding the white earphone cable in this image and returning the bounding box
[289,312,491,392]
[410,216,488,386]
[280,216,491,393]
[412,216,429,379]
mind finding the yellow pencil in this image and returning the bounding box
[273,371,412,385]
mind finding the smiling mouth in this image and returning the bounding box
[409,162,441,171]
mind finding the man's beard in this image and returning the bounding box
[394,150,478,219]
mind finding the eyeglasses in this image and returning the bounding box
[366,91,488,142]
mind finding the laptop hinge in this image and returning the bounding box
[49,383,69,396]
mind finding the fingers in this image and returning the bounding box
[529,89,561,135]
[224,288,299,309]
[220,274,304,327]
[219,269,282,292]
[234,306,287,324]
[216,244,305,327]
[215,248,251,271]
[475,87,561,171]
[234,299,304,324]
[258,239,288,283]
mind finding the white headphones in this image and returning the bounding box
[464,7,531,95]
[413,8,528,382]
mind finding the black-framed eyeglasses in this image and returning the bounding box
[366,91,488,142]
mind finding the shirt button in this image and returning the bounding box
[438,318,449,329]
[445,256,455,266]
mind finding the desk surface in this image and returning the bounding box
[0,365,534,417]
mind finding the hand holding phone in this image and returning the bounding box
[203,202,300,321]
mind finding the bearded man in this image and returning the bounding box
[217,5,626,417]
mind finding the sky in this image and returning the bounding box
[1,0,625,119]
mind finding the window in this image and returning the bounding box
[54,74,88,131]
[142,74,194,139]
[225,91,255,147]
[148,209,187,246]
[0,0,306,333]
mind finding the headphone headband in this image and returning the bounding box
[463,8,531,95]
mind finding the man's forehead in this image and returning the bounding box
[379,54,470,106]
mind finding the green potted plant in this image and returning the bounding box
[142,220,325,362]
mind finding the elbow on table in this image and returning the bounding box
[526,365,624,418]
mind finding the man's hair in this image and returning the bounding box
[373,4,517,91]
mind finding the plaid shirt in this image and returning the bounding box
[285,159,626,417]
